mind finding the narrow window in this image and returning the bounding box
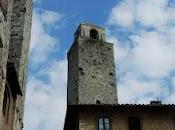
[128,117,141,130]
[90,29,99,39]
[2,82,17,126]
[99,117,110,130]
[0,38,3,61]
[2,85,10,117]
[0,38,2,48]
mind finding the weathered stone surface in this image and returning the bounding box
[67,23,118,105]
[0,0,32,130]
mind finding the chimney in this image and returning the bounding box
[150,100,162,105]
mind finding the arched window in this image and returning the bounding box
[90,29,99,39]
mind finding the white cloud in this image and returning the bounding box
[108,0,174,30]
[108,0,175,104]
[164,76,175,103]
[118,77,167,104]
[164,77,175,104]
[108,1,135,27]
[40,10,63,26]
[136,0,168,29]
[24,59,67,130]
[130,31,175,78]
[30,9,62,65]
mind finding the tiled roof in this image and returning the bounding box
[67,103,175,112]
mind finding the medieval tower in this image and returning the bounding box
[67,23,118,105]
[0,0,32,130]
[64,23,175,130]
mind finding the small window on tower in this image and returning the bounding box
[98,117,110,130]
[128,117,141,130]
[0,38,2,48]
[0,38,2,63]
[90,29,99,39]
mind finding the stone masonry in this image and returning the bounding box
[67,23,118,105]
[78,106,175,130]
[64,104,175,130]
[0,0,32,130]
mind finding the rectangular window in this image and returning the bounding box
[128,117,141,130]
[99,117,110,130]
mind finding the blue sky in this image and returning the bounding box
[24,0,175,130]
[32,0,118,58]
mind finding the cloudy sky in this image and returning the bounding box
[24,0,175,130]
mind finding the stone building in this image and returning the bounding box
[0,0,32,130]
[67,23,117,105]
[64,23,175,130]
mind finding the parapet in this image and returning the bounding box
[74,23,106,41]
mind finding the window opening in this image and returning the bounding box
[0,38,3,62]
[90,29,99,39]
[0,38,2,48]
[128,117,141,130]
[96,100,101,104]
[2,85,10,117]
[99,117,110,130]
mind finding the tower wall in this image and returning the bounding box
[67,43,79,104]
[8,0,32,129]
[0,0,13,129]
[67,23,118,105]
[77,37,117,104]
[0,0,32,129]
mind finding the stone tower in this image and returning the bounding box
[0,0,32,130]
[67,23,117,105]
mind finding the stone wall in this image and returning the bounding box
[0,0,32,129]
[67,42,79,104]
[78,37,117,104]
[0,0,13,129]
[8,0,32,129]
[67,24,118,105]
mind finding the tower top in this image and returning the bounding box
[74,23,106,41]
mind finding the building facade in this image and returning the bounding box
[64,104,175,130]
[0,0,32,130]
[64,23,175,130]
